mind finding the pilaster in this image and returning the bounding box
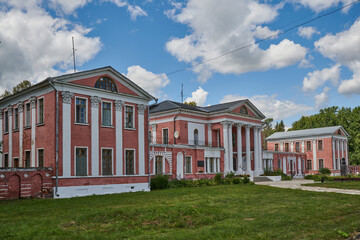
[61,91,73,177]
[115,100,124,175]
[312,139,317,170]
[228,122,233,172]
[7,106,13,167]
[245,124,251,174]
[18,101,23,167]
[221,121,229,173]
[236,123,242,173]
[207,123,212,147]
[138,104,146,175]
[90,96,101,176]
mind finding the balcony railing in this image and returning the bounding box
[150,137,222,147]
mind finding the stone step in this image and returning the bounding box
[253,176,272,182]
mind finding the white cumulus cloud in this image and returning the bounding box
[125,65,170,98]
[293,0,353,13]
[165,0,307,82]
[302,64,341,92]
[298,26,319,39]
[185,87,208,106]
[315,18,360,95]
[0,1,101,90]
[221,94,313,120]
[315,87,330,109]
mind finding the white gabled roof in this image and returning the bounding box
[266,126,350,140]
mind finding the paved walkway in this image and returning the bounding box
[255,179,360,195]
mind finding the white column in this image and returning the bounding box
[150,124,156,144]
[0,112,2,167]
[217,158,220,172]
[221,121,229,173]
[258,127,263,173]
[138,104,146,175]
[18,102,24,167]
[228,122,233,172]
[301,140,305,153]
[245,124,251,174]
[341,140,344,159]
[332,138,336,170]
[254,127,259,175]
[337,139,340,168]
[237,123,242,172]
[7,106,13,167]
[90,96,101,176]
[283,157,287,174]
[207,123,212,147]
[206,158,210,173]
[298,157,301,175]
[290,141,294,152]
[30,96,36,167]
[312,139,317,170]
[115,100,124,176]
[61,91,73,177]
[280,141,284,152]
[345,140,348,165]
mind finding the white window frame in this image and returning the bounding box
[124,105,135,129]
[101,100,113,127]
[124,148,136,175]
[101,147,114,175]
[75,97,88,124]
[74,146,88,176]
[162,128,169,144]
[185,156,192,174]
[37,148,44,167]
[25,102,31,128]
[37,97,45,125]
[318,158,324,169]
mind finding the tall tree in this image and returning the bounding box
[0,80,32,99]
[184,101,197,106]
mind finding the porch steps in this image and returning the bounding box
[253,176,272,182]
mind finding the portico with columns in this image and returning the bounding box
[221,121,264,177]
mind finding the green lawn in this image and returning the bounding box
[303,181,360,190]
[1,185,360,240]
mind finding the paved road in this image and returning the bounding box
[255,179,360,195]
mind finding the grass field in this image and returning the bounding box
[303,181,360,190]
[1,184,360,240]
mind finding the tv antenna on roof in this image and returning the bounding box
[72,36,77,73]
[181,83,184,103]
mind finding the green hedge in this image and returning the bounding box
[150,173,253,191]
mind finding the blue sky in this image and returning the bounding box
[0,0,360,128]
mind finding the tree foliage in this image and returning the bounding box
[0,80,32,99]
[289,106,360,165]
[184,101,197,106]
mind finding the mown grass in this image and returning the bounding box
[303,181,360,190]
[1,184,360,239]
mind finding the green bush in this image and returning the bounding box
[214,173,223,184]
[225,172,235,179]
[243,176,250,184]
[262,169,283,176]
[281,173,291,181]
[232,178,241,184]
[319,168,331,175]
[150,175,169,190]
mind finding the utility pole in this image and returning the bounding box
[72,37,76,73]
[181,83,184,103]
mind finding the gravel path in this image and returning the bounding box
[255,179,360,195]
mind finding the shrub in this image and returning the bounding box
[225,172,235,179]
[150,175,169,190]
[281,173,291,181]
[262,169,283,176]
[214,173,223,185]
[232,178,241,184]
[319,168,331,175]
[243,176,250,184]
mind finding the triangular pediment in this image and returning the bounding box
[228,100,265,119]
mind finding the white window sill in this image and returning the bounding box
[125,127,136,131]
[74,122,89,126]
[101,125,114,128]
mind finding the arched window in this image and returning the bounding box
[240,106,248,114]
[95,76,117,92]
[194,129,199,145]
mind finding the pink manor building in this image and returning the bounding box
[266,126,350,176]
[0,66,154,199]
[149,100,267,178]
